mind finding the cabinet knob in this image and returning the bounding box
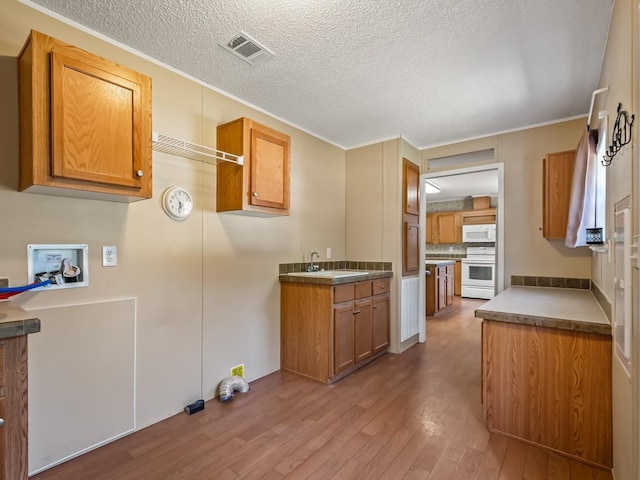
[373,305,378,309]
[0,418,4,427]
[252,192,258,197]
[354,309,360,314]
[136,170,144,177]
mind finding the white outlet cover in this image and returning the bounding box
[102,246,117,267]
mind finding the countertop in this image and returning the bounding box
[0,301,41,339]
[425,259,456,267]
[279,269,392,285]
[475,286,610,335]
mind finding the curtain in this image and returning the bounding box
[565,128,598,247]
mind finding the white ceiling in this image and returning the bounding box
[24,0,614,149]
[426,169,498,202]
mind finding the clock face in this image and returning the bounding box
[162,187,193,220]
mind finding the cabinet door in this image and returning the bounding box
[372,295,390,353]
[543,150,576,239]
[437,275,447,311]
[334,304,355,374]
[403,222,420,275]
[436,213,460,243]
[354,299,373,363]
[426,215,436,244]
[0,395,4,480]
[454,261,461,296]
[250,127,289,210]
[446,274,454,306]
[403,159,420,215]
[51,50,149,190]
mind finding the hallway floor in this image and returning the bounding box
[33,297,612,479]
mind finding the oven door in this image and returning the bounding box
[462,260,495,287]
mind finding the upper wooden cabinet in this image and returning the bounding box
[543,150,576,239]
[403,158,420,215]
[459,208,496,225]
[18,30,152,202]
[403,221,420,275]
[436,212,461,243]
[216,117,291,216]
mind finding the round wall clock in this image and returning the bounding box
[162,186,193,221]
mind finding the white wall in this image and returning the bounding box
[0,1,346,473]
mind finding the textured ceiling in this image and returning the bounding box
[24,0,614,149]
[426,169,498,202]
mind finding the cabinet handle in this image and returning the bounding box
[373,305,378,309]
[252,192,258,197]
[136,170,144,177]
[0,418,4,427]
[354,309,360,314]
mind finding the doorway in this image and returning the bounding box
[417,163,505,343]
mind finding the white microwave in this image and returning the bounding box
[462,224,496,243]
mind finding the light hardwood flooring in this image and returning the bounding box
[32,297,613,479]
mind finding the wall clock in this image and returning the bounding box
[162,186,193,221]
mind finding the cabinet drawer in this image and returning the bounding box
[446,265,454,275]
[437,266,448,277]
[372,279,390,295]
[334,284,355,303]
[355,281,372,299]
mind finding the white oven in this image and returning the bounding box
[461,247,495,299]
[462,224,496,243]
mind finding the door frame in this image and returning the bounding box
[417,162,505,343]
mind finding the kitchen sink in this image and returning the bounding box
[287,270,368,278]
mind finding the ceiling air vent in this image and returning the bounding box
[220,31,274,65]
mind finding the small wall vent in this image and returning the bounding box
[220,31,274,65]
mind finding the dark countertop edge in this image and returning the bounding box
[425,260,456,267]
[279,270,393,285]
[475,309,612,336]
[0,318,41,339]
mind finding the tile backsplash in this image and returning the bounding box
[510,275,590,289]
[279,261,392,274]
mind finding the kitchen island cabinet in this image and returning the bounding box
[425,260,454,316]
[280,272,391,383]
[476,286,612,469]
[0,303,41,479]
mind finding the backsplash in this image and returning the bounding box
[510,275,590,289]
[425,243,495,257]
[426,197,498,213]
[279,261,392,274]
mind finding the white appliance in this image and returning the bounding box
[461,246,495,299]
[462,224,496,243]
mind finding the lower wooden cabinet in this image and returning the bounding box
[281,277,391,383]
[0,336,29,480]
[426,263,454,316]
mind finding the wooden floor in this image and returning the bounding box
[33,297,613,480]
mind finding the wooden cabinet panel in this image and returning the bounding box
[403,222,420,275]
[217,117,291,216]
[403,158,420,215]
[437,275,447,310]
[372,294,390,353]
[427,264,454,316]
[19,30,152,202]
[483,320,612,468]
[459,209,496,225]
[454,261,461,296]
[543,150,576,239]
[334,284,355,304]
[445,267,454,306]
[334,304,356,374]
[354,299,373,363]
[436,213,460,243]
[426,214,436,244]
[425,267,436,316]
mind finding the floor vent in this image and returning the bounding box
[220,31,274,65]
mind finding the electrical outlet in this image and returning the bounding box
[102,246,117,267]
[230,364,245,377]
[0,277,8,288]
[326,247,332,259]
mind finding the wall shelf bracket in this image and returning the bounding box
[152,132,244,166]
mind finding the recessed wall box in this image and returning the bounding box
[27,244,88,290]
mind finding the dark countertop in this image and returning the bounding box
[279,269,393,285]
[475,286,610,335]
[0,302,41,339]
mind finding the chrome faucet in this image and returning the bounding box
[307,251,320,272]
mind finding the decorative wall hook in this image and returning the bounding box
[602,102,634,166]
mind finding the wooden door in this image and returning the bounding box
[372,295,390,352]
[543,150,576,239]
[50,47,151,192]
[334,304,355,374]
[403,158,420,215]
[354,299,373,363]
[436,213,460,243]
[250,127,289,210]
[403,222,420,275]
